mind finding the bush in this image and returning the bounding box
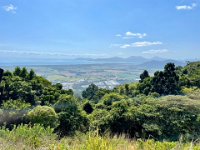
[27,106,59,128]
[89,95,200,140]
[54,95,77,112]
[0,124,56,148]
[101,93,126,106]
[54,95,88,136]
[1,100,31,110]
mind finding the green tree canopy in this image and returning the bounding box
[82,83,99,101]
[13,67,21,76]
[29,69,36,80]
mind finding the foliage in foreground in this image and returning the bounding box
[89,94,200,140]
[0,124,56,149]
[1,125,200,150]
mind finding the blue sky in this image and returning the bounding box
[0,0,200,61]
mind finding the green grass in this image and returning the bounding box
[0,124,56,149]
[1,125,200,150]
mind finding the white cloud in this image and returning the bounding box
[132,41,162,47]
[176,3,197,10]
[124,31,147,39]
[116,31,147,39]
[142,49,169,54]
[3,4,17,13]
[119,41,162,49]
[120,44,131,49]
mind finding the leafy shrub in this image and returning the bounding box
[27,106,59,128]
[89,95,200,140]
[54,95,88,136]
[1,100,31,110]
[101,93,126,106]
[54,95,77,112]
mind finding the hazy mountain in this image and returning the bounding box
[75,56,187,68]
[1,55,187,67]
[77,56,150,65]
[138,59,186,69]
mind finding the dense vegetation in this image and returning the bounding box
[0,62,200,149]
[1,124,200,150]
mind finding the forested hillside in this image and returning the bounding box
[0,62,200,149]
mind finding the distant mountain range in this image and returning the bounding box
[77,56,148,65]
[0,55,189,68]
[138,59,186,68]
[76,56,187,68]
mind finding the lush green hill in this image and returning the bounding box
[0,62,200,149]
[183,61,200,76]
[179,61,200,87]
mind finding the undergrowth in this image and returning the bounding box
[1,125,200,150]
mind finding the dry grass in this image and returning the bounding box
[1,132,200,150]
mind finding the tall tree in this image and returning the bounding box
[82,83,99,101]
[29,69,36,80]
[125,84,130,96]
[152,63,180,95]
[0,68,4,104]
[163,63,180,95]
[152,71,165,94]
[140,70,150,82]
[20,67,28,78]
[13,67,21,76]
[0,68,3,83]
